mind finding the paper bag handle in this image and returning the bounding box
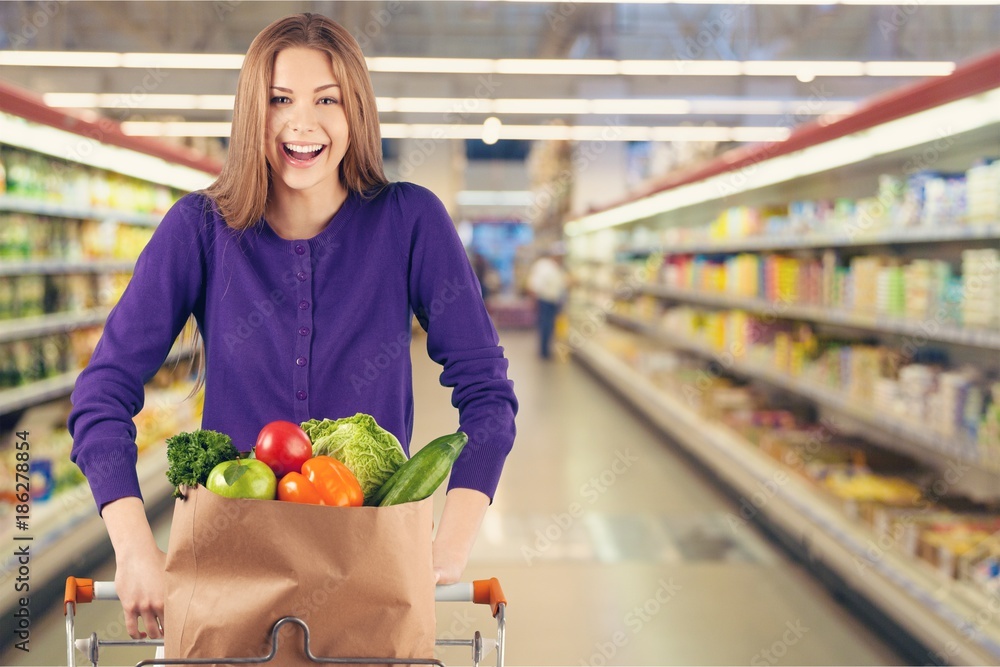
[472,578,507,618]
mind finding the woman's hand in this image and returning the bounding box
[432,488,490,585]
[114,543,167,639]
[101,497,166,639]
[432,542,468,585]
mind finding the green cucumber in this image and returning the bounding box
[375,432,468,507]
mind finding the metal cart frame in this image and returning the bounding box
[64,576,506,667]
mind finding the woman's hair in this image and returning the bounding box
[204,12,388,230]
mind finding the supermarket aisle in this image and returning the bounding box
[421,330,907,666]
[7,330,906,666]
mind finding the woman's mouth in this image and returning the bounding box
[282,143,326,165]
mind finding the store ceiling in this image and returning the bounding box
[2,1,998,126]
[1,0,998,207]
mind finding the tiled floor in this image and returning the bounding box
[5,330,904,666]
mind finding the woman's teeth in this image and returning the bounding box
[283,144,325,160]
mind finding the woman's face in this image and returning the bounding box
[265,47,350,198]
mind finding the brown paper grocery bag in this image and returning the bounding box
[163,485,436,666]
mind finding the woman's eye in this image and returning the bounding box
[270,96,291,104]
[318,97,340,105]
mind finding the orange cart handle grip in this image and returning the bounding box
[472,577,507,618]
[64,577,94,615]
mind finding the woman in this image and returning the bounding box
[68,13,517,642]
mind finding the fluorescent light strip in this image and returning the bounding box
[45,92,856,117]
[0,112,215,191]
[400,0,1000,4]
[742,60,867,77]
[1,51,956,77]
[120,121,791,143]
[565,87,1000,237]
[456,190,535,207]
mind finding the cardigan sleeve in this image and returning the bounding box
[68,193,209,512]
[397,183,518,502]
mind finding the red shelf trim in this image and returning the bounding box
[584,49,1000,217]
[0,80,223,176]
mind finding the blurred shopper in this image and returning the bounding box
[527,245,569,359]
[472,250,493,301]
[67,13,517,642]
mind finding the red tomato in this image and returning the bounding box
[254,421,313,478]
[277,472,324,505]
[301,456,363,507]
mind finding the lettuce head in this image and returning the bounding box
[301,413,407,499]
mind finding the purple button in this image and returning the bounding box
[298,300,309,310]
[296,390,307,401]
[296,356,307,367]
[298,327,310,336]
[296,271,307,282]
[294,244,306,255]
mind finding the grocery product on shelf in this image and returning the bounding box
[584,325,1000,590]
[654,249,996,332]
[967,160,1000,224]
[0,145,178,214]
[604,297,1000,455]
[620,158,999,254]
[0,365,204,537]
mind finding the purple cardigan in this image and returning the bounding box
[69,182,517,510]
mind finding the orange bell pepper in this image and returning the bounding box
[301,456,363,507]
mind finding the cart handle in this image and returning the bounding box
[64,577,94,615]
[472,578,507,618]
[67,576,507,616]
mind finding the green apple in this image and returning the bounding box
[205,458,277,500]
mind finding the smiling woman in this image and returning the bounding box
[204,13,388,232]
[263,47,352,239]
[67,10,518,646]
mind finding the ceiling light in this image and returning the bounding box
[495,59,620,76]
[46,93,855,117]
[494,99,592,114]
[0,51,956,78]
[589,99,693,115]
[122,120,791,143]
[0,51,121,67]
[403,0,999,4]
[619,60,743,76]
[864,61,957,76]
[743,61,866,77]
[121,121,234,137]
[482,117,503,145]
[119,53,245,69]
[0,112,215,190]
[456,191,535,207]
[367,57,494,74]
[565,86,1000,236]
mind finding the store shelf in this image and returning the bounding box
[0,259,135,276]
[0,346,192,415]
[573,339,1000,666]
[565,53,1000,238]
[0,447,173,614]
[616,222,1000,256]
[603,311,998,476]
[634,283,1000,350]
[0,308,112,344]
[0,195,162,227]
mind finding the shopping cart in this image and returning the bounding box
[64,576,506,667]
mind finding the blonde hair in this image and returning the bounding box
[204,12,388,230]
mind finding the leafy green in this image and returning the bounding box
[301,414,407,499]
[165,430,240,497]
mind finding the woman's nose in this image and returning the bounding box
[286,103,317,133]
